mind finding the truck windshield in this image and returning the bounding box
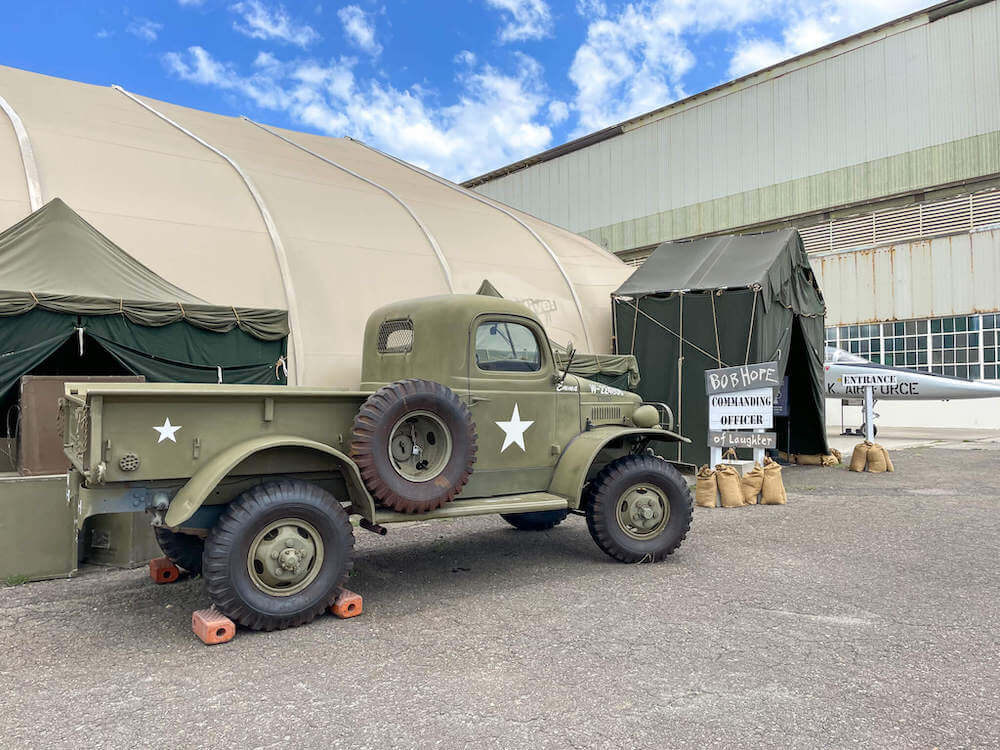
[475,322,541,372]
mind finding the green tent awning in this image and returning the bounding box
[0,198,289,397]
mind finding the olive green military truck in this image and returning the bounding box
[62,295,692,631]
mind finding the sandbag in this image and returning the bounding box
[881,444,894,472]
[849,442,871,472]
[867,442,888,473]
[821,449,842,467]
[695,465,718,508]
[740,462,764,505]
[796,453,823,466]
[761,458,787,505]
[715,464,744,508]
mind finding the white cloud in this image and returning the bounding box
[548,100,569,124]
[96,29,113,39]
[127,18,163,42]
[163,46,554,180]
[337,5,382,56]
[485,0,553,43]
[567,0,927,134]
[455,50,477,66]
[728,1,925,78]
[575,0,606,17]
[177,0,205,6]
[230,0,320,47]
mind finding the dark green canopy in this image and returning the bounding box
[0,198,289,398]
[613,229,828,465]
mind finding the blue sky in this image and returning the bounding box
[5,0,926,181]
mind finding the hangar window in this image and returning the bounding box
[829,313,999,381]
[377,319,414,353]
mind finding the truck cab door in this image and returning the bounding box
[463,315,556,495]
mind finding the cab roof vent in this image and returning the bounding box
[377,319,414,353]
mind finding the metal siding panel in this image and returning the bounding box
[971,2,1000,136]
[948,234,975,314]
[971,230,1000,311]
[756,79,775,189]
[873,248,896,320]
[908,239,934,318]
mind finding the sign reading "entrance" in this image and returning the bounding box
[704,361,780,395]
[841,373,898,388]
[708,388,774,430]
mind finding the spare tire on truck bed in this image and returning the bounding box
[350,378,477,514]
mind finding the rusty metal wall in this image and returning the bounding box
[811,228,1000,326]
[472,0,1000,255]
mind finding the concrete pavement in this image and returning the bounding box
[1,443,998,749]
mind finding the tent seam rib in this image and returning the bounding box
[241,118,455,294]
[0,93,43,211]
[110,85,303,384]
[348,138,594,351]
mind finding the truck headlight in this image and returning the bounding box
[632,404,659,428]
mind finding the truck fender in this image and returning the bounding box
[163,435,376,527]
[548,427,690,509]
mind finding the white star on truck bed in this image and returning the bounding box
[153,418,182,443]
[495,403,533,453]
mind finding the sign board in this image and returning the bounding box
[708,388,774,430]
[704,361,781,395]
[841,373,897,387]
[708,430,777,449]
[773,376,790,417]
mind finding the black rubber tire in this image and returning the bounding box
[500,509,570,531]
[153,527,204,574]
[351,378,477,513]
[584,455,693,564]
[203,480,355,631]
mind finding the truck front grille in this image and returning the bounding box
[589,406,622,424]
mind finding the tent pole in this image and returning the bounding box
[677,293,684,462]
[111,86,305,386]
[347,138,595,352]
[0,94,43,211]
[241,117,455,295]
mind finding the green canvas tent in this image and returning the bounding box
[475,279,640,389]
[0,198,289,403]
[612,229,828,466]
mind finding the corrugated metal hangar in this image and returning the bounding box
[464,0,1000,429]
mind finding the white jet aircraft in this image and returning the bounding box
[825,346,1000,434]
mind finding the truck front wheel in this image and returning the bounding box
[203,480,355,631]
[584,455,692,563]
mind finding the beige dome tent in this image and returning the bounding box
[0,64,631,387]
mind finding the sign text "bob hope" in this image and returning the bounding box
[704,361,780,395]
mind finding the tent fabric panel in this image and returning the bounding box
[0,308,76,399]
[94,336,282,385]
[0,292,288,340]
[84,316,286,385]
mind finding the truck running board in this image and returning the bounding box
[372,492,569,525]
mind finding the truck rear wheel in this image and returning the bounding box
[351,378,477,514]
[584,455,692,563]
[203,480,355,631]
[500,509,570,531]
[153,527,204,574]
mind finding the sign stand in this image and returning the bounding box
[864,385,875,443]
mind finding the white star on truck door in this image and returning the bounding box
[153,418,182,443]
[496,403,534,453]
